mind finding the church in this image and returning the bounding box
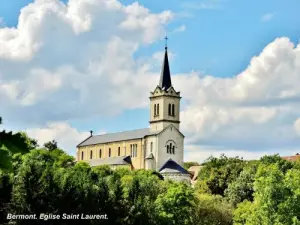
[76,42,190,183]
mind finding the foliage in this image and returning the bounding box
[0,169,12,225]
[192,194,233,225]
[225,162,258,206]
[43,140,58,151]
[155,182,195,225]
[197,154,245,196]
[0,130,32,172]
[233,163,300,225]
[1,120,300,225]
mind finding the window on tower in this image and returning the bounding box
[172,104,175,116]
[166,141,176,154]
[150,142,153,153]
[157,104,159,115]
[154,104,156,116]
[168,103,171,116]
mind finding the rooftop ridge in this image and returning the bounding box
[92,127,149,137]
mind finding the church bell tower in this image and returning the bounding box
[149,38,181,132]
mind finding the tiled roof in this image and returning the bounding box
[282,154,300,162]
[188,166,203,181]
[159,159,189,174]
[88,155,132,167]
[78,128,151,147]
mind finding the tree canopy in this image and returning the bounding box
[1,118,300,225]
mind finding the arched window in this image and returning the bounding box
[154,104,156,116]
[172,104,175,116]
[166,141,176,154]
[168,104,171,116]
[90,150,93,159]
[108,148,111,157]
[150,142,153,153]
[81,151,84,160]
[157,104,159,115]
[118,147,120,156]
[99,149,102,158]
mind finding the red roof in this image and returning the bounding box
[282,154,300,162]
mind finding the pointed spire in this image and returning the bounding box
[159,36,172,90]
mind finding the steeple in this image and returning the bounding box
[158,37,172,90]
[149,36,181,132]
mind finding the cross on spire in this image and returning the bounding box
[159,36,172,90]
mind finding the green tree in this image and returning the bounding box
[0,131,31,171]
[155,182,195,225]
[192,194,233,225]
[197,155,245,196]
[43,140,58,151]
[225,162,258,206]
[233,164,300,225]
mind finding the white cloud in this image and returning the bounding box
[0,0,173,125]
[184,145,299,163]
[261,13,275,22]
[171,25,186,33]
[182,1,221,10]
[177,37,300,154]
[26,122,106,155]
[1,0,300,160]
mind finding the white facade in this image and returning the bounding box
[156,125,184,170]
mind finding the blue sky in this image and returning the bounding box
[1,0,300,161]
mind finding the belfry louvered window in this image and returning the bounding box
[172,104,175,116]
